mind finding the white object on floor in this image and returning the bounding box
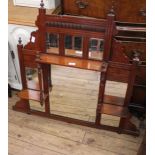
[8,24,37,90]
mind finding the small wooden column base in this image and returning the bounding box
[119,116,139,135]
[13,99,30,114]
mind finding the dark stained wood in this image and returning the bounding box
[118,116,139,134]
[82,36,89,59]
[95,63,108,125]
[13,99,30,114]
[62,0,146,23]
[104,95,124,106]
[36,7,46,52]
[111,39,146,63]
[112,21,146,117]
[41,64,51,114]
[124,62,138,107]
[36,6,51,111]
[17,39,27,89]
[103,12,115,61]
[119,60,140,132]
[137,132,146,155]
[59,33,65,56]
[135,65,146,85]
[24,30,40,51]
[8,84,12,98]
[100,104,129,118]
[114,0,146,23]
[45,14,106,27]
[107,65,130,83]
[46,26,105,39]
[36,54,103,71]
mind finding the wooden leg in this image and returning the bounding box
[13,99,30,114]
[48,64,52,91]
[8,84,12,98]
[119,61,139,134]
[45,96,50,114]
[48,64,52,88]
[95,65,107,125]
[119,114,139,134]
[95,112,101,125]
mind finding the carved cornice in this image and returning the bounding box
[46,22,105,32]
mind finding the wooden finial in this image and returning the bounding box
[132,50,141,63]
[108,1,115,15]
[109,6,115,14]
[18,37,22,44]
[101,62,108,72]
[40,0,44,8]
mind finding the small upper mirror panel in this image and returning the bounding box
[46,33,59,54]
[89,38,104,60]
[65,35,83,57]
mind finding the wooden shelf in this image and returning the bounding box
[47,48,103,60]
[18,89,41,102]
[101,104,129,118]
[36,54,103,71]
[104,95,124,106]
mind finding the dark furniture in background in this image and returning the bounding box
[61,0,146,23]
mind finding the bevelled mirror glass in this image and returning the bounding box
[65,35,83,57]
[89,38,104,60]
[46,33,59,54]
[25,67,46,111]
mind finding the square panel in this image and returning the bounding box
[89,38,104,60]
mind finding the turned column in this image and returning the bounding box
[95,63,108,125]
[13,37,30,113]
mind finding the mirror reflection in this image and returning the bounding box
[25,67,45,112]
[26,65,128,127]
[89,38,104,60]
[65,35,83,57]
[46,33,59,54]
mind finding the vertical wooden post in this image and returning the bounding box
[42,64,50,114]
[103,9,115,61]
[60,0,64,15]
[95,8,115,125]
[17,37,27,89]
[83,36,89,59]
[59,33,65,56]
[48,65,52,88]
[124,63,137,107]
[95,62,108,125]
[119,52,140,132]
[35,0,46,52]
[13,37,30,113]
[36,1,50,114]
